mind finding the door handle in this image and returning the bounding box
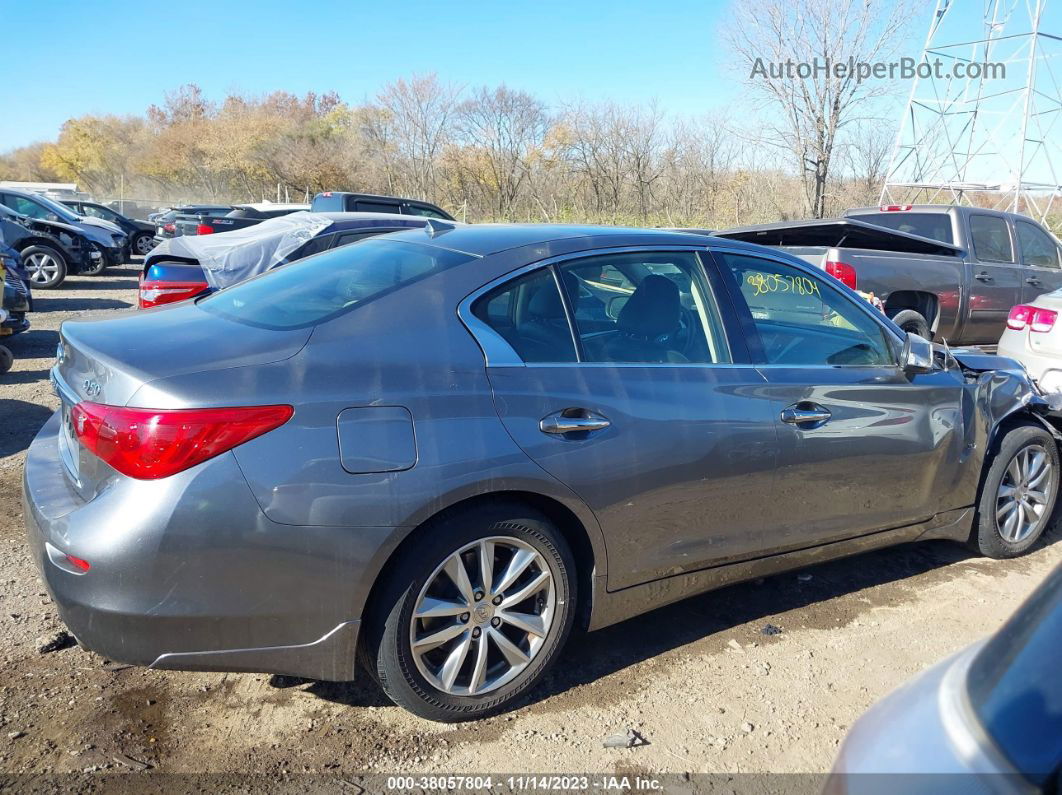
[1025,277,1042,286]
[540,409,611,435]
[975,272,994,282]
[781,403,832,426]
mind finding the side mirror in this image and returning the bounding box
[902,332,934,375]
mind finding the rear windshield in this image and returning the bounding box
[854,212,954,244]
[198,238,475,330]
[311,194,344,212]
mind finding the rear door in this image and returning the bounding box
[1016,219,1062,303]
[469,247,782,590]
[712,248,968,543]
[965,213,1022,343]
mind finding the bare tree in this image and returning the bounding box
[726,0,912,217]
[454,85,549,217]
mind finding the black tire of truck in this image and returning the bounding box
[890,309,931,340]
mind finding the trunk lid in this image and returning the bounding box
[53,301,311,498]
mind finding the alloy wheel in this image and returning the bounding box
[26,253,59,285]
[135,235,154,255]
[996,443,1052,542]
[409,536,556,696]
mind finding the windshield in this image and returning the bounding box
[966,564,1062,786]
[199,238,476,330]
[31,194,82,223]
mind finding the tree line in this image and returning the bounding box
[0,73,894,228]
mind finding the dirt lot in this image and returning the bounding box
[0,263,1060,787]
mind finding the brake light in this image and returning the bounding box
[825,260,857,289]
[70,402,293,479]
[138,279,209,308]
[163,223,175,233]
[879,204,913,211]
[1007,305,1032,330]
[196,224,215,235]
[1032,308,1058,333]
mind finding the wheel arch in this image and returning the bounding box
[360,489,603,641]
[885,291,939,331]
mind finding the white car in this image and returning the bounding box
[998,290,1062,394]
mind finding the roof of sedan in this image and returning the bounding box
[383,223,719,256]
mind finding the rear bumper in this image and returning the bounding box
[998,329,1062,391]
[22,411,383,681]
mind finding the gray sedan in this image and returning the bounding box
[22,223,1061,721]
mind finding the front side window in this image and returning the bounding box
[472,269,577,363]
[200,238,475,330]
[718,252,894,366]
[1017,221,1061,269]
[4,195,52,220]
[405,206,450,219]
[82,203,119,221]
[557,251,730,364]
[971,215,1015,263]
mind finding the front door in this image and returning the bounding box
[1017,219,1062,304]
[712,249,968,544]
[472,249,781,590]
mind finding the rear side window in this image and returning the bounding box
[472,269,577,363]
[1017,221,1061,269]
[966,567,1062,786]
[854,212,954,244]
[200,238,475,330]
[971,215,1015,263]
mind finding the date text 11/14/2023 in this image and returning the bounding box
[384,775,664,791]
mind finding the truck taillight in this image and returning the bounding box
[825,260,857,289]
[70,402,293,480]
[196,224,215,235]
[1007,305,1058,332]
[163,223,175,233]
[879,204,913,211]
[138,279,209,308]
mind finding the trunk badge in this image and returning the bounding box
[83,379,101,398]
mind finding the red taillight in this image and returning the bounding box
[1007,305,1033,330]
[1007,305,1057,332]
[1032,308,1058,333]
[65,554,91,572]
[70,402,293,480]
[138,279,209,308]
[879,204,913,212]
[163,223,175,233]
[825,260,857,289]
[195,224,215,235]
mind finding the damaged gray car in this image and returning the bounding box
[22,226,1062,721]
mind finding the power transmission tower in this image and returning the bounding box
[880,0,1062,229]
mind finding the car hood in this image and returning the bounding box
[56,301,312,408]
[78,216,123,235]
[71,219,124,247]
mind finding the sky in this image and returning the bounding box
[1,0,1058,152]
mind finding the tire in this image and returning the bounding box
[364,502,577,722]
[890,309,931,340]
[21,245,68,289]
[0,346,11,374]
[133,233,155,257]
[81,249,107,276]
[972,423,1059,558]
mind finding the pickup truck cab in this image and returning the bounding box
[310,191,454,220]
[715,205,1062,345]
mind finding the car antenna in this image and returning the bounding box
[424,219,456,238]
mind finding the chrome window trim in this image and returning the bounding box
[457,245,728,368]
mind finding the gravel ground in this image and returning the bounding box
[0,263,1060,787]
